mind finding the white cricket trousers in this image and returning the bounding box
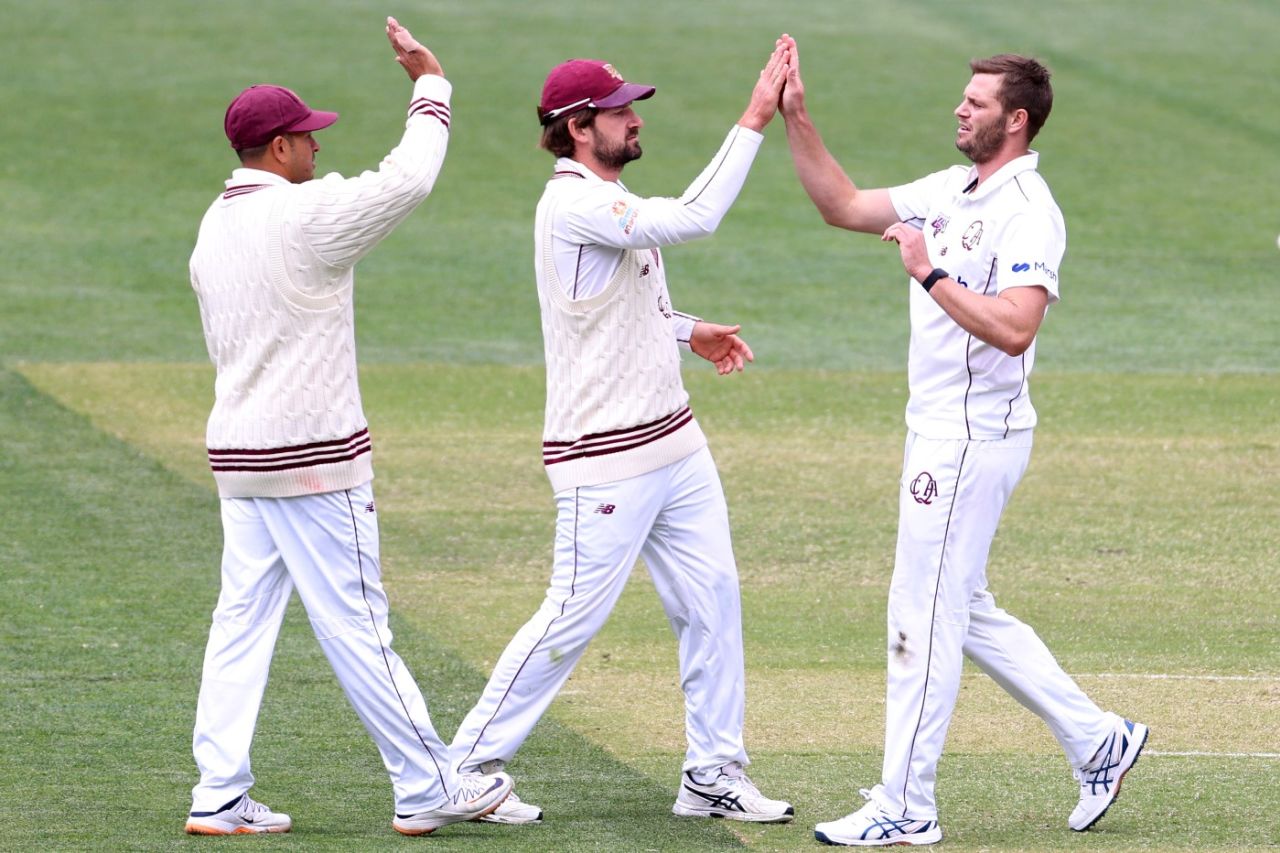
[878,431,1111,820]
[450,446,749,777]
[190,482,456,816]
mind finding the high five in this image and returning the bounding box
[776,33,1148,847]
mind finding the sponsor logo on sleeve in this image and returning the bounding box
[1010,261,1057,283]
[1034,261,1058,283]
[612,200,638,234]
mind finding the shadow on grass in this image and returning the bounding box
[0,368,745,851]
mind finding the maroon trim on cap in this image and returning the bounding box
[224,84,338,150]
[538,59,656,124]
[593,82,656,109]
[284,109,339,134]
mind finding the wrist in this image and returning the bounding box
[920,268,948,292]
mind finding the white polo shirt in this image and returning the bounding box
[889,151,1064,440]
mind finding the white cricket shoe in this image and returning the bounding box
[814,789,941,847]
[392,771,513,836]
[672,762,794,823]
[185,793,292,835]
[473,760,543,824]
[478,789,544,824]
[1070,716,1149,831]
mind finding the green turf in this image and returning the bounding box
[3,0,1278,370]
[2,0,1278,849]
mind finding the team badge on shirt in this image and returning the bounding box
[961,220,984,250]
[656,292,673,319]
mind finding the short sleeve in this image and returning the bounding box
[889,168,952,223]
[997,209,1064,303]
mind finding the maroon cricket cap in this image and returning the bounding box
[223,84,339,151]
[538,59,655,125]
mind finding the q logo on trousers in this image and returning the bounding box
[909,472,938,505]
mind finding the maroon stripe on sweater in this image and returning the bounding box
[222,184,270,199]
[210,442,372,473]
[543,408,693,466]
[544,408,688,448]
[208,428,370,458]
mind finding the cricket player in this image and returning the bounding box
[776,36,1148,846]
[446,47,795,824]
[184,18,511,836]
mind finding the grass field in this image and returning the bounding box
[2,1,1277,850]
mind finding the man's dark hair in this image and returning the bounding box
[539,107,597,158]
[969,54,1053,142]
[236,142,270,163]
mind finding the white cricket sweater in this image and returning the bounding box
[533,126,764,492]
[536,211,704,492]
[190,75,452,498]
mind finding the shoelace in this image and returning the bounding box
[456,773,499,802]
[232,796,271,816]
[715,763,763,797]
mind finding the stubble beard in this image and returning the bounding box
[956,116,1006,165]
[594,135,642,171]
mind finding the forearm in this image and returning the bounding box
[926,277,1045,356]
[652,124,764,244]
[783,109,894,234]
[784,110,855,221]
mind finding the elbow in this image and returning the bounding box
[999,332,1035,358]
[819,208,845,228]
[683,217,721,240]
[817,204,862,232]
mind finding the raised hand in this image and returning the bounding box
[386,16,444,80]
[738,40,791,132]
[779,33,806,118]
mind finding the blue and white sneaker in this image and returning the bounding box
[1070,716,1149,831]
[814,790,941,847]
[672,762,794,823]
